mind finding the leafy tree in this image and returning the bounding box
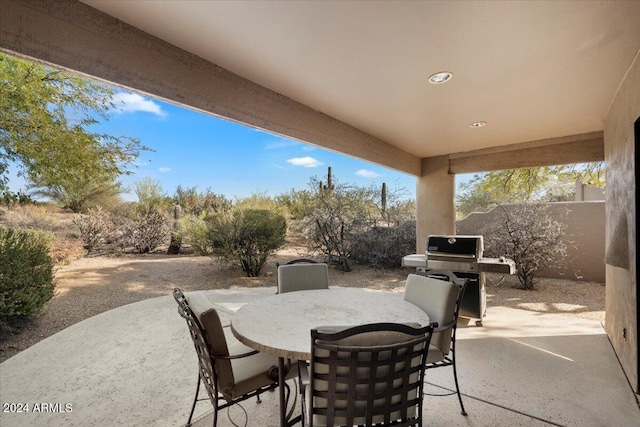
[29,175,123,213]
[0,52,146,192]
[456,162,604,217]
[134,177,171,213]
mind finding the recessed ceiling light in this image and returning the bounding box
[428,71,453,84]
[469,121,487,128]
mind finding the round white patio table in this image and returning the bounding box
[230,287,430,427]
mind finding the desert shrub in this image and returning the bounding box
[351,221,416,269]
[234,193,288,217]
[274,189,316,219]
[173,186,231,216]
[303,178,378,272]
[0,227,55,332]
[49,236,85,265]
[208,208,286,277]
[180,213,213,255]
[482,204,567,290]
[120,209,170,253]
[72,207,111,252]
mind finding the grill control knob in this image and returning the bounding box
[448,237,456,244]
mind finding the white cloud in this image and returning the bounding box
[158,167,171,173]
[287,157,323,168]
[112,92,167,117]
[356,169,381,178]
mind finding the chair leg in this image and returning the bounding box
[187,374,202,427]
[452,356,467,416]
[212,390,219,427]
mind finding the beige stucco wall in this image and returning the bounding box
[456,201,605,282]
[415,156,455,252]
[575,181,605,201]
[604,49,639,393]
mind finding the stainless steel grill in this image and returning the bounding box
[402,235,516,324]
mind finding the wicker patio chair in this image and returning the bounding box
[403,271,469,416]
[299,322,436,427]
[173,288,295,427]
[276,258,329,294]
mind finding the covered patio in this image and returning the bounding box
[1,287,637,426]
[1,0,639,423]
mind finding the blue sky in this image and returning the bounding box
[99,91,424,202]
[8,90,472,202]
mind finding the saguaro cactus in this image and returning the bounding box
[381,182,387,214]
[320,166,335,192]
[167,204,182,254]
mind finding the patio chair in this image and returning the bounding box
[298,322,436,427]
[173,288,295,427]
[276,258,329,294]
[403,271,469,416]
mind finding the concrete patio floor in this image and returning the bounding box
[1,287,638,427]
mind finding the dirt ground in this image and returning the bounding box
[0,242,605,363]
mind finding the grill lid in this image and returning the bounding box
[426,235,483,260]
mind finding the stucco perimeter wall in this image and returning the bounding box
[604,49,639,393]
[456,202,605,282]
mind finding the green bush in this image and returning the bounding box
[179,213,213,255]
[208,209,286,277]
[0,227,55,326]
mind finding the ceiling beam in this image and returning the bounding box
[447,131,604,174]
[0,0,421,176]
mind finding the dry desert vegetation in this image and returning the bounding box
[0,206,605,363]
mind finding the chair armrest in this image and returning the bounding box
[298,360,310,389]
[218,349,260,360]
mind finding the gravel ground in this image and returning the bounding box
[0,244,605,363]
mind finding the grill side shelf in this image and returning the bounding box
[477,258,516,274]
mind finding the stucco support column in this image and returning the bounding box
[415,156,455,252]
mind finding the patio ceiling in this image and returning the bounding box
[2,1,640,174]
[79,1,640,159]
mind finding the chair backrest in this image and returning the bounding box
[404,273,463,355]
[173,289,235,395]
[309,322,434,427]
[277,259,329,294]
